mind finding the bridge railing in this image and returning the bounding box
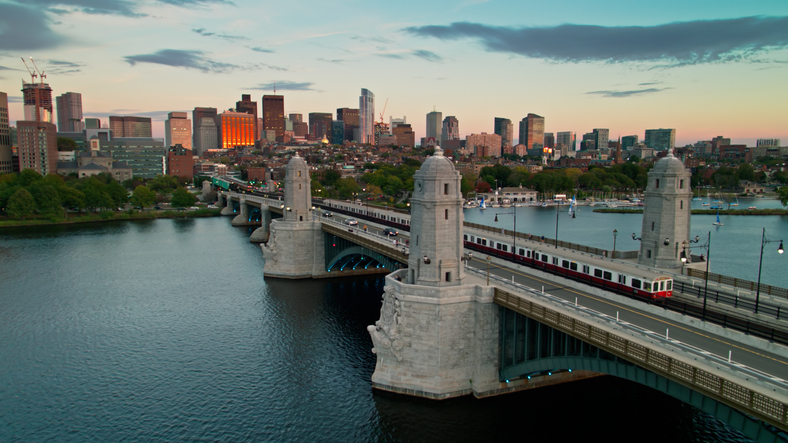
[467,266,788,430]
[688,268,788,300]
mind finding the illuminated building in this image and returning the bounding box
[220,111,256,149]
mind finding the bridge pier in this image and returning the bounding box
[249,205,272,243]
[220,194,235,215]
[232,198,257,226]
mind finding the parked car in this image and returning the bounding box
[383,228,398,236]
[345,218,358,226]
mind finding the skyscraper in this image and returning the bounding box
[290,113,308,137]
[556,131,576,151]
[621,135,638,150]
[309,112,333,140]
[109,116,152,138]
[0,92,12,174]
[544,132,554,148]
[644,128,676,151]
[337,108,359,142]
[22,81,53,123]
[262,95,285,138]
[193,107,218,153]
[220,111,256,149]
[518,113,544,149]
[196,117,218,155]
[359,88,374,144]
[56,92,84,132]
[493,117,513,149]
[441,116,459,144]
[593,128,609,151]
[18,121,57,175]
[426,110,442,143]
[236,94,258,140]
[165,112,192,149]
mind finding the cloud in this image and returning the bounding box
[377,53,405,59]
[14,0,144,17]
[44,59,84,74]
[412,49,442,62]
[193,28,247,41]
[84,110,179,121]
[404,16,788,66]
[124,49,240,73]
[0,3,64,50]
[638,82,662,86]
[247,81,316,91]
[250,47,274,53]
[7,96,24,103]
[157,0,235,6]
[586,88,671,98]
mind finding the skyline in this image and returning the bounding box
[1,0,787,147]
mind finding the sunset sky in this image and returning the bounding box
[1,0,787,147]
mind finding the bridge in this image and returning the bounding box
[210,151,788,442]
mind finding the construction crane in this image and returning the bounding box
[378,98,388,124]
[20,57,38,83]
[29,57,47,84]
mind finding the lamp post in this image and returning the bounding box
[682,233,710,319]
[755,228,784,314]
[554,202,559,249]
[612,229,618,259]
[486,256,492,286]
[494,208,517,259]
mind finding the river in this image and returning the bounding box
[0,218,753,442]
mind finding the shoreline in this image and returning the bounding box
[0,208,223,228]
[593,208,788,215]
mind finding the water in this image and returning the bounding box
[464,198,788,288]
[0,218,753,442]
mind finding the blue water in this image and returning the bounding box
[0,218,752,442]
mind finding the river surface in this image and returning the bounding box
[0,218,754,442]
[464,197,788,288]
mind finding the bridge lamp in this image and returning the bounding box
[280,204,284,209]
[755,229,785,313]
[286,207,291,212]
[664,238,670,246]
[422,256,431,264]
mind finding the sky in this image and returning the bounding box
[1,0,787,147]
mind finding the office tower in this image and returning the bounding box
[109,116,152,138]
[518,113,545,149]
[0,92,12,174]
[441,116,459,143]
[426,110,442,143]
[392,123,415,147]
[337,108,359,142]
[556,131,576,151]
[84,118,101,129]
[236,94,259,140]
[359,88,374,144]
[18,121,58,174]
[644,128,676,151]
[331,121,345,145]
[165,112,192,149]
[193,107,218,152]
[56,92,84,132]
[22,81,53,123]
[390,116,406,131]
[621,135,638,150]
[308,112,332,140]
[466,132,502,157]
[757,139,780,147]
[262,95,285,138]
[592,128,609,151]
[494,117,513,149]
[544,132,554,149]
[220,111,255,149]
[196,117,218,156]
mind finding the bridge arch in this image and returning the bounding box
[326,245,399,272]
[248,207,262,223]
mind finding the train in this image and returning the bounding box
[463,232,674,300]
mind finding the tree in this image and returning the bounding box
[105,180,129,208]
[778,186,788,207]
[57,137,78,152]
[7,188,36,219]
[475,181,492,193]
[29,182,63,219]
[170,187,196,208]
[148,175,179,194]
[131,185,156,210]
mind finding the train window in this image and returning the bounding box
[570,262,578,271]
[518,248,525,256]
[527,251,532,258]
[631,279,641,289]
[476,238,482,244]
[594,269,603,278]
[660,281,665,291]
[552,257,558,265]
[463,234,468,241]
[482,239,487,246]
[562,260,569,268]
[470,236,475,242]
[643,282,652,292]
[583,265,590,274]
[667,281,672,291]
[603,271,612,280]
[618,274,626,284]
[541,254,548,262]
[502,245,508,252]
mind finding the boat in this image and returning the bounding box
[729,196,739,207]
[748,206,757,210]
[713,209,723,226]
[702,190,710,206]
[479,196,486,210]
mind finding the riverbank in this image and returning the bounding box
[0,208,223,228]
[593,208,788,215]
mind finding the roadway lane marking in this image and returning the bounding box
[471,258,788,367]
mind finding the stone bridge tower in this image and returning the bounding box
[261,153,324,278]
[368,147,500,399]
[637,151,692,270]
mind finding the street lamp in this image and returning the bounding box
[486,256,492,286]
[612,229,618,259]
[494,208,517,259]
[755,228,784,314]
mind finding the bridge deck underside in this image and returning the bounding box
[322,224,408,273]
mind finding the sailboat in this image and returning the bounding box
[479,196,486,210]
[713,209,723,226]
[568,196,576,218]
[729,196,739,207]
[702,190,711,206]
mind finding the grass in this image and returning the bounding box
[0,208,223,228]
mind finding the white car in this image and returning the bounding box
[345,219,358,226]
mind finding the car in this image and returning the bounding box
[383,228,398,236]
[322,212,333,217]
[345,219,358,226]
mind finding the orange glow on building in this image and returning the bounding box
[221,111,256,149]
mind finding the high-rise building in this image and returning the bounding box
[621,135,638,150]
[196,117,218,155]
[544,132,554,149]
[581,132,595,150]
[441,116,459,144]
[494,117,513,149]
[193,107,218,153]
[166,144,194,180]
[22,81,53,123]
[337,108,359,142]
[757,139,780,148]
[236,94,259,140]
[84,118,101,129]
[165,112,192,149]
[220,111,256,149]
[359,88,374,144]
[518,114,545,149]
[466,132,502,157]
[0,92,12,174]
[331,120,345,145]
[289,114,308,137]
[426,110,442,143]
[593,128,609,151]
[392,123,415,148]
[644,128,676,151]
[390,116,407,131]
[308,112,332,140]
[109,116,152,138]
[18,121,58,175]
[262,95,285,138]
[56,92,84,132]
[556,131,576,151]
